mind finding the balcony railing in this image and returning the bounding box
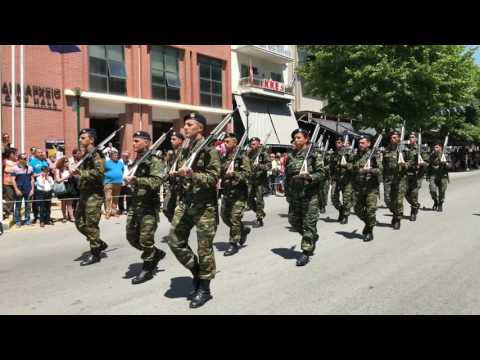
[239,77,293,95]
[254,45,293,59]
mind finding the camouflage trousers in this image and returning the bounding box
[354,187,378,228]
[405,176,423,210]
[168,201,217,280]
[330,179,353,216]
[383,177,407,217]
[75,192,104,249]
[162,187,178,223]
[221,197,246,245]
[247,183,266,220]
[126,210,159,262]
[429,176,448,204]
[318,179,330,208]
[290,195,320,254]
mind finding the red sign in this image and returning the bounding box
[261,79,285,93]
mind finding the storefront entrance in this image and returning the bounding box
[90,118,121,151]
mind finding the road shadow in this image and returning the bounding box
[242,220,257,226]
[123,262,165,280]
[161,235,170,243]
[214,242,232,252]
[375,222,392,228]
[421,207,436,212]
[278,213,289,218]
[164,276,192,299]
[271,246,302,260]
[335,230,363,240]
[284,226,298,232]
[473,214,480,216]
[73,248,118,262]
[318,217,339,223]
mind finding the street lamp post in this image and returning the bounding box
[74,87,81,148]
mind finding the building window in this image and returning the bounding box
[199,56,223,108]
[89,45,126,95]
[270,72,283,82]
[241,64,259,78]
[150,46,181,102]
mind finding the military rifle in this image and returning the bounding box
[253,131,272,167]
[364,133,383,170]
[299,123,321,175]
[398,122,406,165]
[441,133,449,163]
[227,132,249,174]
[418,130,424,165]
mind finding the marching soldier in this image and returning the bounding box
[352,135,381,242]
[73,128,109,266]
[285,129,327,267]
[220,133,252,256]
[318,149,331,214]
[427,140,449,212]
[330,135,353,224]
[247,137,271,227]
[163,131,185,223]
[404,132,428,221]
[123,131,167,285]
[382,131,407,230]
[168,112,221,309]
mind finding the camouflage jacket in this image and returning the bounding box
[329,148,353,182]
[165,148,182,193]
[285,146,327,200]
[405,145,429,178]
[130,152,166,211]
[427,151,449,179]
[79,150,105,194]
[352,150,380,190]
[247,148,271,183]
[382,144,407,180]
[220,149,251,199]
[173,137,221,205]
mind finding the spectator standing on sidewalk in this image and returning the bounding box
[102,142,117,160]
[35,166,54,227]
[1,133,11,156]
[11,154,34,227]
[103,150,124,219]
[28,148,48,224]
[55,157,77,223]
[3,148,17,219]
[119,151,133,215]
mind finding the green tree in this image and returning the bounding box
[300,45,480,140]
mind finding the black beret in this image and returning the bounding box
[335,135,345,142]
[250,137,261,143]
[359,135,371,142]
[184,112,207,127]
[291,128,309,138]
[133,131,151,141]
[224,133,237,140]
[409,132,417,137]
[388,130,400,138]
[171,131,185,141]
[80,128,97,138]
[432,139,443,146]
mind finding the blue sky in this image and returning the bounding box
[475,48,480,64]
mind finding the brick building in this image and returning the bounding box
[0,45,232,156]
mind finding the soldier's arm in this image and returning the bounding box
[135,157,164,191]
[309,154,326,184]
[192,148,220,188]
[79,155,104,182]
[235,154,252,183]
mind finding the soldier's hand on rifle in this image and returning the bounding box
[124,175,136,184]
[226,170,235,178]
[178,166,193,178]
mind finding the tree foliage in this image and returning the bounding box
[300,45,480,141]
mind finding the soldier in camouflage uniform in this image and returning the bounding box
[168,112,220,309]
[404,132,428,221]
[382,130,408,230]
[352,135,381,242]
[163,131,184,223]
[329,135,353,224]
[247,137,271,227]
[73,128,109,266]
[123,131,167,285]
[220,133,252,256]
[318,148,331,214]
[427,140,449,212]
[285,128,327,267]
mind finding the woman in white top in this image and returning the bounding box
[54,157,75,223]
[35,165,55,227]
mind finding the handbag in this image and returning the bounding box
[53,181,67,196]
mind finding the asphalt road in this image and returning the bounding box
[1,171,479,315]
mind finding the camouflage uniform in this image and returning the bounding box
[329,148,353,218]
[285,146,326,254]
[318,151,331,209]
[352,150,380,229]
[247,149,271,221]
[168,138,220,280]
[382,144,408,219]
[427,151,449,206]
[127,152,166,261]
[404,145,428,211]
[75,150,105,249]
[220,149,251,245]
[163,149,181,223]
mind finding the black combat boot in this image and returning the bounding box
[432,200,438,211]
[337,211,344,222]
[188,259,201,300]
[410,207,417,222]
[438,202,443,212]
[362,225,368,235]
[239,227,251,246]
[80,246,102,266]
[363,228,374,242]
[224,243,239,256]
[393,217,401,230]
[99,240,108,252]
[190,279,213,308]
[132,248,166,285]
[296,251,310,267]
[340,215,349,225]
[320,207,326,214]
[254,218,264,228]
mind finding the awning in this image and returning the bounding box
[234,94,298,146]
